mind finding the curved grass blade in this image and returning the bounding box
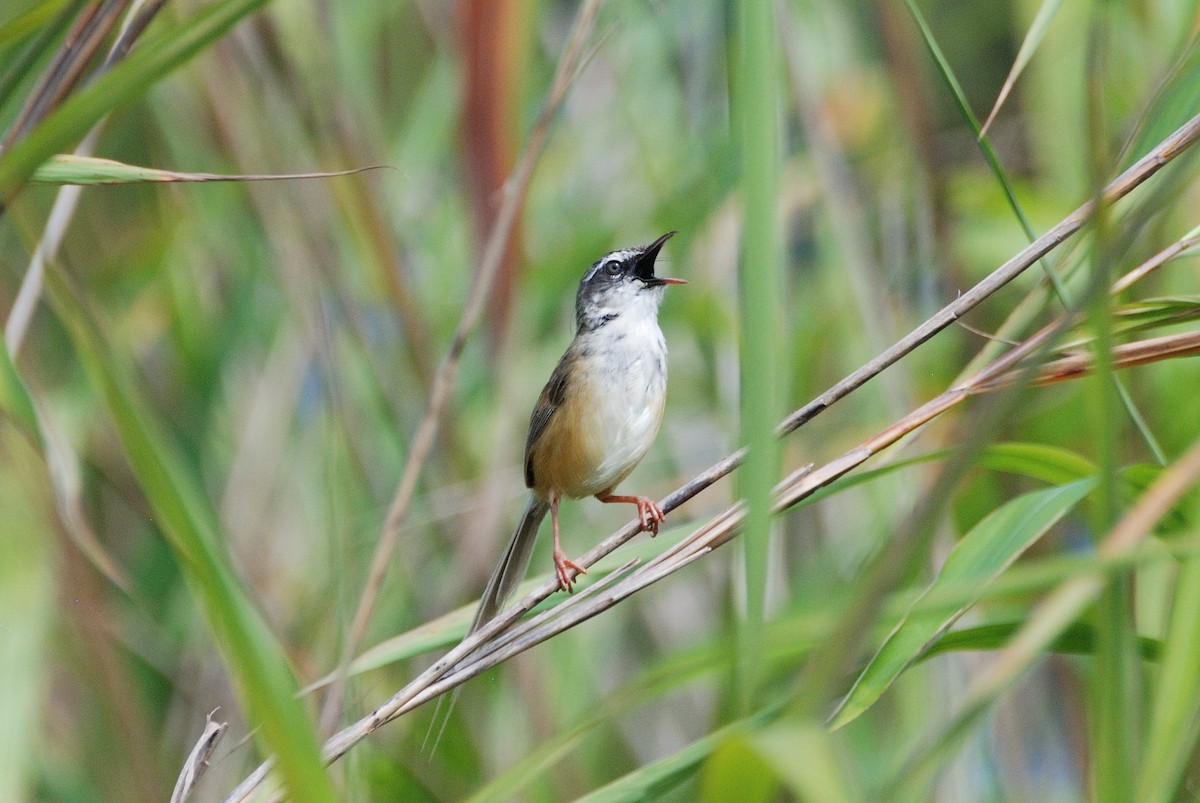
[918,620,1161,663]
[0,344,39,437]
[886,436,1200,800]
[828,477,1096,730]
[903,0,1069,304]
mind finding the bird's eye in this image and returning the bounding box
[603,259,623,276]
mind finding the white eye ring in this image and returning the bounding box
[604,259,622,276]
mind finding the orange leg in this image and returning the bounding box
[596,491,666,535]
[550,493,586,592]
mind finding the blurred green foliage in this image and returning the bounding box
[2,0,1200,800]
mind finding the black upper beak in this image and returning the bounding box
[634,231,686,286]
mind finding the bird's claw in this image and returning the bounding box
[635,497,666,536]
[554,550,586,592]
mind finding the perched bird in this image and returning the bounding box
[471,231,685,632]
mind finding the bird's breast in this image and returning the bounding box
[532,317,668,499]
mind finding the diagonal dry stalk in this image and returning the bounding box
[319,0,607,734]
[349,236,1200,725]
[219,109,1200,802]
[0,0,132,153]
[776,110,1200,439]
[227,298,1198,803]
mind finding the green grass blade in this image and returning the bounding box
[0,0,271,198]
[918,620,1162,663]
[0,343,40,438]
[577,707,781,803]
[0,429,56,803]
[829,477,1095,729]
[905,0,1166,469]
[1138,552,1200,800]
[0,0,83,117]
[733,0,782,714]
[43,268,336,801]
[903,0,1070,305]
[979,0,1064,137]
[1085,26,1138,787]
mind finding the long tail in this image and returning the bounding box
[424,495,549,753]
[469,495,550,634]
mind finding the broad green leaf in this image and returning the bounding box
[887,440,1200,800]
[829,478,1095,729]
[975,442,1095,485]
[699,736,778,803]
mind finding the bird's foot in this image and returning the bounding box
[634,496,666,535]
[553,549,586,592]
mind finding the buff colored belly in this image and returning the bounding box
[528,339,667,500]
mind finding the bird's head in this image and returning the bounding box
[575,231,685,331]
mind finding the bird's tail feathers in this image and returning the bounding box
[423,495,549,755]
[470,495,550,634]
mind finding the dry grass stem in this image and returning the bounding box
[170,710,227,803]
[777,110,1200,437]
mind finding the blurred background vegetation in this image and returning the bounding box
[2,0,1200,800]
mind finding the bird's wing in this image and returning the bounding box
[524,353,573,488]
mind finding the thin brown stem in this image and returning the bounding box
[777,110,1200,438]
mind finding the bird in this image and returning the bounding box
[470,230,685,634]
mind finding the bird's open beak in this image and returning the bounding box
[637,231,687,286]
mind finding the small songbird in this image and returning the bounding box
[471,231,685,632]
